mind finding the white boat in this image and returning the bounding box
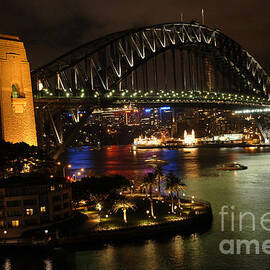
[216,162,248,171]
[145,155,168,165]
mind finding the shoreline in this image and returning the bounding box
[133,143,270,149]
[0,200,213,250]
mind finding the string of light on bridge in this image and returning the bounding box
[234,108,270,114]
[36,88,269,106]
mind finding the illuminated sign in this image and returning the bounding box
[160,106,171,110]
[145,109,151,113]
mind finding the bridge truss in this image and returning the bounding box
[31,22,270,158]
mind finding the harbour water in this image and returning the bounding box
[2,146,270,269]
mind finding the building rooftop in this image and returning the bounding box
[0,34,20,41]
[0,173,68,188]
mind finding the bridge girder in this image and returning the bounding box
[31,22,270,158]
[32,22,270,103]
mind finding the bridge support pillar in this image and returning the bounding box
[254,115,270,144]
[0,34,37,146]
[36,109,45,148]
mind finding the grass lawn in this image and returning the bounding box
[96,196,205,230]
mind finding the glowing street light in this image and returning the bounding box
[96,203,102,211]
[63,164,72,178]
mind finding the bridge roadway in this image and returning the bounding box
[30,22,270,158]
[33,96,270,111]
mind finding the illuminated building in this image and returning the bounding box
[0,34,37,146]
[133,136,162,147]
[183,130,197,145]
[213,134,243,142]
[142,108,160,126]
[0,175,72,238]
[160,107,173,127]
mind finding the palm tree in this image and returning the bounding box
[140,173,156,217]
[174,178,186,210]
[165,172,186,214]
[154,165,164,197]
[112,199,136,224]
[165,171,178,214]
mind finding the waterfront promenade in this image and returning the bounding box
[0,196,212,249]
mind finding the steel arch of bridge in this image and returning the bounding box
[32,22,270,106]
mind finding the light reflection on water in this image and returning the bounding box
[43,259,53,270]
[3,259,11,270]
[3,146,270,270]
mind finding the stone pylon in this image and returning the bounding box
[0,34,37,146]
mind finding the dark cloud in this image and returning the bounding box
[0,0,269,72]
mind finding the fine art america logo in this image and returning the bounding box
[219,206,270,255]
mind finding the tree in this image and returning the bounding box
[165,172,186,214]
[154,165,164,197]
[140,173,156,217]
[174,178,186,210]
[72,174,131,203]
[112,199,136,223]
[0,140,54,179]
[165,172,178,214]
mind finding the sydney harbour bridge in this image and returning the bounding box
[30,22,270,158]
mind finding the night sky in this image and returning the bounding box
[1,0,269,72]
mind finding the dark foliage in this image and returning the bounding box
[0,140,54,179]
[71,174,131,203]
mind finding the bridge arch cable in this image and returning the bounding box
[32,22,270,104]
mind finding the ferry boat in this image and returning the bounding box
[133,136,163,149]
[216,162,248,171]
[145,155,168,165]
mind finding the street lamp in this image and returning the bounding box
[3,230,7,243]
[80,168,86,178]
[63,164,72,178]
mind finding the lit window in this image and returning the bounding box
[11,220,19,227]
[50,186,55,191]
[26,209,34,216]
[11,84,20,98]
[40,206,46,213]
